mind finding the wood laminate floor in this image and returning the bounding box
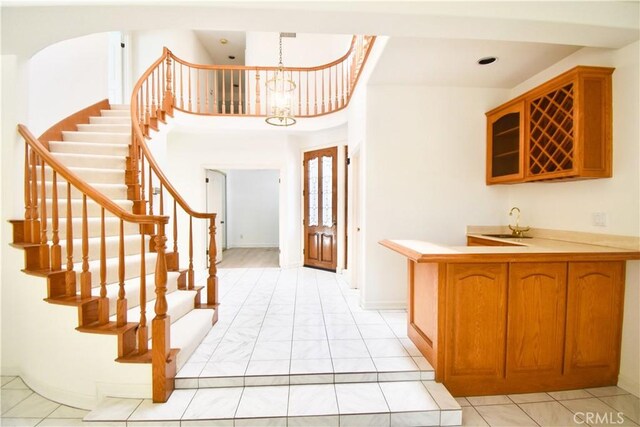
[217,247,280,268]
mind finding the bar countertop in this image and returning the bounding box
[380,226,640,263]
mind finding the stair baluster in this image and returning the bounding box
[65,182,76,296]
[152,222,172,402]
[116,219,127,327]
[30,151,40,246]
[80,194,91,298]
[222,70,226,115]
[138,234,148,354]
[188,216,194,290]
[98,207,108,324]
[51,170,61,270]
[24,144,32,243]
[207,217,218,308]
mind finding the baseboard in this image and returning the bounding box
[618,374,640,398]
[360,300,407,310]
[21,370,98,410]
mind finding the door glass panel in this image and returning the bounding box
[322,156,333,227]
[308,158,319,226]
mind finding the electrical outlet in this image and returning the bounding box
[592,212,608,227]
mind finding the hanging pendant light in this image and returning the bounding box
[266,33,297,126]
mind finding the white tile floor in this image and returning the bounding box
[176,267,435,388]
[3,375,639,426]
[2,267,639,426]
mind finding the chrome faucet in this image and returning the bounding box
[508,207,530,237]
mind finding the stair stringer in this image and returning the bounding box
[3,244,152,410]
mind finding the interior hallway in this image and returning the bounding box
[217,248,280,269]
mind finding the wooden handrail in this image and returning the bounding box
[130,48,215,221]
[17,124,168,226]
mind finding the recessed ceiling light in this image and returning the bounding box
[220,38,228,45]
[478,56,498,65]
[228,55,236,60]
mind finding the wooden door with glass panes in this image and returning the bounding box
[304,147,338,271]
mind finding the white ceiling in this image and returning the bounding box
[194,30,246,65]
[369,38,581,88]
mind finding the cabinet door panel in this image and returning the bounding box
[445,263,508,379]
[507,262,567,377]
[565,262,624,375]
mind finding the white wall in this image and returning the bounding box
[505,41,640,397]
[360,85,511,308]
[227,169,280,248]
[27,32,110,136]
[164,125,301,270]
[245,32,352,67]
[131,29,213,82]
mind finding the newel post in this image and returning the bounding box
[207,215,219,310]
[152,221,175,403]
[163,49,174,116]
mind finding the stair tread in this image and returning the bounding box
[112,289,197,325]
[76,321,138,335]
[86,379,460,424]
[51,152,127,160]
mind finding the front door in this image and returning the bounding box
[304,147,338,271]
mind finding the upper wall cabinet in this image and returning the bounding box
[486,66,614,185]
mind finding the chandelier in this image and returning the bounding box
[265,33,296,126]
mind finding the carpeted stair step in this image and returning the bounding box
[51,152,127,170]
[45,181,128,200]
[43,165,125,185]
[59,234,151,264]
[49,141,130,157]
[100,109,130,117]
[121,288,197,327]
[51,216,140,240]
[46,197,132,219]
[76,123,131,133]
[62,131,130,145]
[97,271,182,316]
[76,251,160,288]
[89,116,131,125]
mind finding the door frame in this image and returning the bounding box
[201,164,284,268]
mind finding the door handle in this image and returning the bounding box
[221,221,225,224]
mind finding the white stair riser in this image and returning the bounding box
[50,217,140,239]
[46,198,132,218]
[59,234,149,263]
[89,116,131,125]
[96,271,181,316]
[62,131,130,144]
[100,109,130,117]
[76,124,131,133]
[53,153,127,170]
[49,141,130,157]
[44,182,128,200]
[108,104,130,111]
[77,252,159,288]
[42,166,125,185]
[126,290,196,326]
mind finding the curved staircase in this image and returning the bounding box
[10,102,216,408]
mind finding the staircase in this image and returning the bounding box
[10,102,216,407]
